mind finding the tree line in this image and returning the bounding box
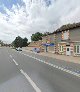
[12,32,50,48]
[12,36,29,48]
[31,32,51,41]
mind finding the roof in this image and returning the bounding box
[42,22,80,37]
[54,22,80,33]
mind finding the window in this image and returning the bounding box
[77,46,79,53]
[60,46,64,52]
[60,46,61,51]
[62,46,63,51]
[63,31,68,40]
[74,46,76,53]
[74,45,80,54]
[67,48,69,51]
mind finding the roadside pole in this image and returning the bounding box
[46,45,48,52]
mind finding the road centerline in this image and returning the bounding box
[9,55,19,66]
[20,69,41,92]
[9,54,41,92]
[13,59,19,66]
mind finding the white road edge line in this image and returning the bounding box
[21,52,80,78]
[20,69,41,92]
[13,59,18,66]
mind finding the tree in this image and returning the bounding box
[0,40,4,46]
[12,36,29,47]
[43,32,51,36]
[31,32,43,41]
[22,37,28,47]
[13,36,23,48]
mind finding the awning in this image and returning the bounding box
[42,43,54,46]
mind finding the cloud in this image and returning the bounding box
[0,0,80,43]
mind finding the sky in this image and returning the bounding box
[0,0,80,43]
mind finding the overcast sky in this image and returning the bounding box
[0,0,80,43]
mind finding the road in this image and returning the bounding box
[0,47,80,92]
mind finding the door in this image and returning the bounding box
[66,47,71,56]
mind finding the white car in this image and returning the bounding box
[16,47,22,51]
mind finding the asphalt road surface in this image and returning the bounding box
[0,47,80,92]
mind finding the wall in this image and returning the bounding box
[55,32,62,53]
[42,34,55,52]
[28,40,42,47]
[42,34,55,44]
[69,27,80,41]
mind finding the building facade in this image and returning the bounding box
[42,34,55,53]
[29,23,80,56]
[56,27,80,56]
[28,40,44,52]
[42,23,80,56]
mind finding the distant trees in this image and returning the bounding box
[31,32,52,41]
[0,40,4,46]
[31,32,43,41]
[43,32,51,36]
[22,37,28,47]
[12,36,28,48]
[12,36,23,48]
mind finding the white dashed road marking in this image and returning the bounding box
[9,55,41,92]
[20,69,41,92]
[13,59,19,66]
[9,55,18,65]
[21,52,80,78]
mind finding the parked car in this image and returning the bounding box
[16,47,22,51]
[33,48,40,53]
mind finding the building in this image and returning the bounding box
[42,23,80,56]
[28,40,44,52]
[54,23,80,56]
[29,23,80,56]
[42,34,55,53]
